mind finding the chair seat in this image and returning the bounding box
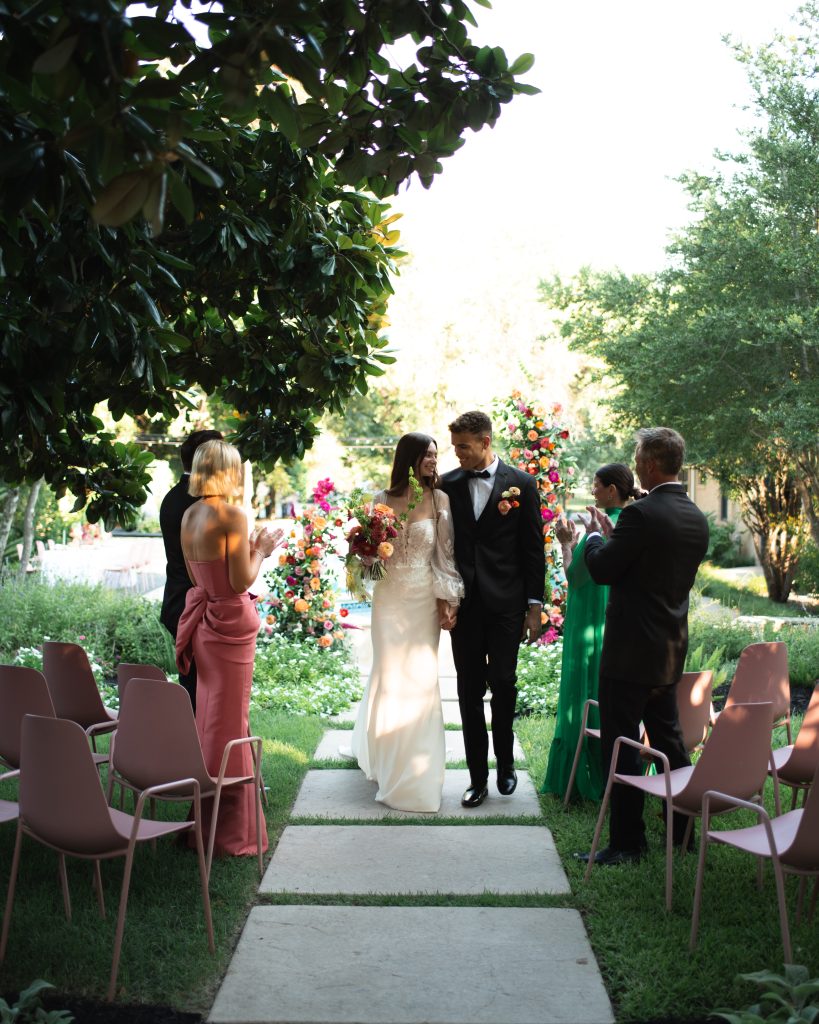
[109,806,191,844]
[614,764,695,799]
[771,744,812,787]
[707,807,802,859]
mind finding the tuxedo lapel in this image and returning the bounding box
[448,469,476,523]
[477,460,510,526]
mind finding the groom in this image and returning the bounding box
[441,411,545,807]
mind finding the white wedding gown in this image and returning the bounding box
[350,489,464,812]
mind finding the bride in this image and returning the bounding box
[349,432,464,812]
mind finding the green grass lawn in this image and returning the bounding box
[697,562,819,619]
[2,708,816,1022]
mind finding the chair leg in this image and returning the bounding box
[0,822,24,962]
[791,786,798,811]
[190,796,215,953]
[664,801,674,912]
[795,876,807,926]
[564,704,591,809]
[250,734,269,809]
[108,846,136,1002]
[689,824,710,951]
[253,743,264,879]
[58,853,72,921]
[93,860,106,918]
[583,768,613,883]
[206,787,224,882]
[770,857,793,964]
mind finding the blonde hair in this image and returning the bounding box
[188,439,243,499]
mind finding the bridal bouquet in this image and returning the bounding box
[344,470,422,600]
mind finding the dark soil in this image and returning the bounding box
[711,681,814,716]
[34,994,202,1024]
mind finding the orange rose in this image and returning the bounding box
[278,554,287,565]
[318,635,333,648]
[309,578,321,591]
[294,598,309,613]
[266,614,276,624]
[377,541,394,559]
[313,516,327,530]
[527,429,539,441]
[309,559,321,574]
[510,448,520,460]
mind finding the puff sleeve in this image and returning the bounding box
[431,490,464,605]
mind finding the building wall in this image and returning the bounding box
[684,469,756,561]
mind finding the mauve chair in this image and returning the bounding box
[0,714,214,1002]
[0,664,107,775]
[769,683,819,813]
[690,763,819,964]
[713,641,792,743]
[42,641,117,753]
[116,662,169,705]
[585,701,777,910]
[107,677,264,881]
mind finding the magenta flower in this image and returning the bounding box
[548,470,560,483]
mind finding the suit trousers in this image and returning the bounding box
[162,615,198,713]
[599,673,690,851]
[450,595,525,785]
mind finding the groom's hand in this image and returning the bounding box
[522,604,542,644]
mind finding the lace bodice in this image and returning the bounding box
[373,490,464,604]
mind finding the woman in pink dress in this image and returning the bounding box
[176,440,282,858]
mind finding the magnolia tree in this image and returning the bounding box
[493,391,577,642]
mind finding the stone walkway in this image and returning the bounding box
[206,617,614,1024]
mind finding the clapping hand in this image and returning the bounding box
[584,506,614,538]
[554,514,578,547]
[251,525,285,558]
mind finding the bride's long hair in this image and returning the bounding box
[386,432,438,496]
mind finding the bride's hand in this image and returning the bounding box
[438,601,458,631]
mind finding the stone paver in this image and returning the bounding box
[261,824,568,895]
[313,729,523,764]
[208,906,613,1024]
[290,768,541,819]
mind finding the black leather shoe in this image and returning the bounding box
[461,784,489,808]
[573,845,645,866]
[496,766,517,796]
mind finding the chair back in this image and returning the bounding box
[116,663,169,704]
[725,642,790,722]
[42,641,110,728]
[113,678,210,792]
[782,683,819,782]
[782,764,819,870]
[0,665,55,769]
[19,715,123,855]
[676,671,713,752]
[678,701,774,813]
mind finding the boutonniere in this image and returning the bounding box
[498,487,521,515]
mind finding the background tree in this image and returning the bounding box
[0,0,536,527]
[541,2,819,601]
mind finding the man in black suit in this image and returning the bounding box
[440,411,546,808]
[159,428,223,710]
[578,426,709,865]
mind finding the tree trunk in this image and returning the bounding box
[18,478,43,576]
[0,486,21,563]
[738,468,803,603]
[796,450,819,549]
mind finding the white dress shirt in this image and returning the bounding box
[468,456,499,518]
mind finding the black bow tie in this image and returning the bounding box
[467,469,491,479]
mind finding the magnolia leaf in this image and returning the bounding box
[32,35,78,75]
[508,52,535,76]
[91,171,151,227]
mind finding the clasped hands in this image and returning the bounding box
[437,600,458,631]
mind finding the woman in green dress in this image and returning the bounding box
[541,463,640,801]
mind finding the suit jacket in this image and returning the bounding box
[584,483,709,689]
[440,459,546,614]
[159,475,198,636]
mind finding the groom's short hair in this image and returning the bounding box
[449,411,492,438]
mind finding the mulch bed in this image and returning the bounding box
[15,994,204,1024]
[711,682,814,716]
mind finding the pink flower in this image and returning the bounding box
[498,499,512,515]
[523,449,533,459]
[542,508,556,522]
[549,470,560,483]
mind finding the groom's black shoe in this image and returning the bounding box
[461,784,489,808]
[573,845,645,867]
[496,765,517,796]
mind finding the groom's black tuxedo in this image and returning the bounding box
[584,482,709,851]
[441,460,546,786]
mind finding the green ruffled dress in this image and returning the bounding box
[541,506,622,802]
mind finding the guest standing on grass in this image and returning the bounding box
[176,440,283,859]
[541,463,641,802]
[575,428,709,867]
[159,428,223,711]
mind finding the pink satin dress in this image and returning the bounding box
[175,554,268,858]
